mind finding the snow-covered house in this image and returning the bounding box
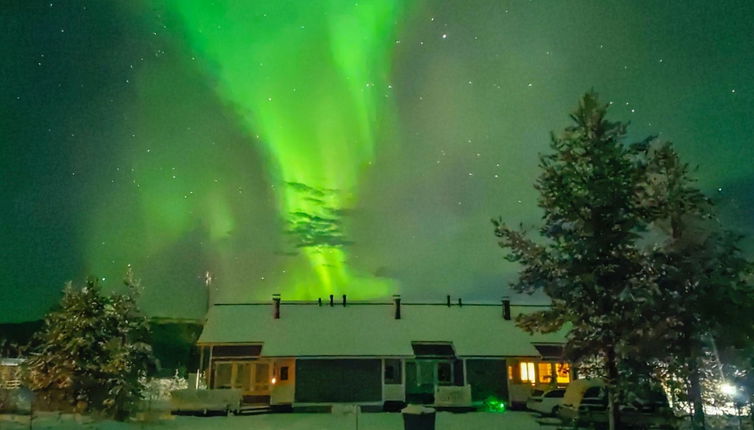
[196,295,571,410]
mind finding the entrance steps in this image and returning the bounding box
[237,404,272,415]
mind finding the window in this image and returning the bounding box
[280,366,289,381]
[508,365,513,380]
[556,363,571,384]
[519,361,535,383]
[384,359,402,385]
[437,362,452,384]
[538,362,553,383]
[214,362,232,389]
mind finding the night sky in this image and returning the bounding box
[2,1,753,322]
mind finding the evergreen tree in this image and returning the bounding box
[642,143,754,430]
[23,270,154,420]
[493,92,657,430]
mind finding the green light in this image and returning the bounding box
[482,396,506,413]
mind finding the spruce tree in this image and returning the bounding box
[642,143,754,430]
[493,92,657,430]
[23,270,154,420]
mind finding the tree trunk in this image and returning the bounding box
[688,349,706,430]
[606,347,621,430]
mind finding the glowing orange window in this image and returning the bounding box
[538,362,553,383]
[519,361,535,383]
[556,363,571,384]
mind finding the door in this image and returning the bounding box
[251,362,271,395]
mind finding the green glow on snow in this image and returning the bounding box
[171,1,406,299]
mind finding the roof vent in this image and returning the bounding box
[446,295,451,307]
[342,294,347,307]
[502,297,511,320]
[393,294,401,319]
[329,294,334,307]
[272,294,281,319]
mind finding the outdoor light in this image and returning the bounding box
[720,382,737,396]
[271,377,277,385]
[482,396,506,413]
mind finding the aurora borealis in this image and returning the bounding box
[2,1,753,322]
[171,1,406,299]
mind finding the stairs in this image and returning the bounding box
[237,404,273,415]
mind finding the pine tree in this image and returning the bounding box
[23,270,154,420]
[493,92,657,430]
[641,143,754,430]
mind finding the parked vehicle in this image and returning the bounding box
[558,379,606,424]
[526,388,566,415]
[558,378,676,429]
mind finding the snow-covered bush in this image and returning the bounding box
[139,370,188,401]
[23,272,154,420]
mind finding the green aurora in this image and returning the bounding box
[2,0,753,322]
[168,1,407,299]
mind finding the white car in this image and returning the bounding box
[526,388,566,415]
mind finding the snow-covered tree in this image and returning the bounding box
[493,92,659,430]
[23,270,154,420]
[641,143,754,429]
[494,93,754,430]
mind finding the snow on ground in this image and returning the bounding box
[4,410,750,430]
[0,411,549,430]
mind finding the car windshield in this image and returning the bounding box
[545,389,565,398]
[583,387,602,398]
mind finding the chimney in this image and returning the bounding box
[446,295,451,307]
[329,294,334,307]
[342,294,347,307]
[502,297,511,320]
[318,297,322,306]
[272,294,281,319]
[457,297,463,307]
[393,294,401,319]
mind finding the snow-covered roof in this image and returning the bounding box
[198,302,567,358]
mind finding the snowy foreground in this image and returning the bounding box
[0,411,549,430]
[1,411,749,430]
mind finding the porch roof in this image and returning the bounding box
[198,302,567,358]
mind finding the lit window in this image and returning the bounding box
[538,362,553,383]
[519,361,535,383]
[508,365,513,380]
[556,363,570,384]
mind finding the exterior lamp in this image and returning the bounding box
[271,377,277,385]
[720,383,737,397]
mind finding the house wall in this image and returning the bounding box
[465,359,509,402]
[295,359,381,403]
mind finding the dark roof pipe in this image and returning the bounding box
[272,294,281,319]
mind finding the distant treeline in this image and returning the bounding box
[0,318,203,377]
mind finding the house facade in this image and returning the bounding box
[196,295,571,410]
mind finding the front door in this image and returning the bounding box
[251,361,271,395]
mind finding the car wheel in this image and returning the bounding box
[551,405,560,416]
